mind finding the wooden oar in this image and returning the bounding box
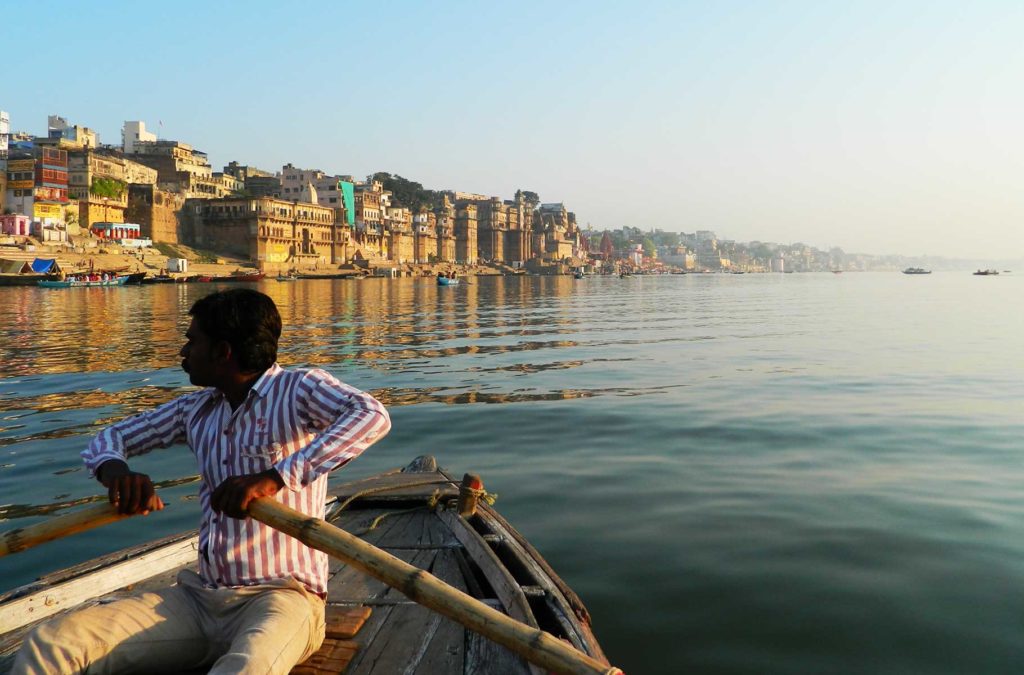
[0,498,622,674]
[0,502,128,557]
[248,498,622,675]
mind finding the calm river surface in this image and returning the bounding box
[1,272,1023,673]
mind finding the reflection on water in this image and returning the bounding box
[3,273,1024,675]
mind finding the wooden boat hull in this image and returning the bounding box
[0,457,609,673]
[38,277,128,288]
[437,277,460,286]
[210,272,266,282]
[0,274,52,287]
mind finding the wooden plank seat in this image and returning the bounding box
[290,606,371,674]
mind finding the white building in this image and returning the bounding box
[279,164,346,208]
[0,110,9,213]
[0,110,9,159]
[122,121,157,155]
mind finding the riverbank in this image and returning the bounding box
[0,236,516,281]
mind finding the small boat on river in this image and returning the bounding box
[276,274,298,282]
[140,275,180,284]
[38,276,128,288]
[903,268,931,275]
[0,456,611,673]
[124,272,147,285]
[209,271,266,282]
[437,276,460,286]
[973,269,999,276]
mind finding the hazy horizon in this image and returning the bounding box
[6,1,1023,260]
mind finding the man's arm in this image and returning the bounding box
[82,395,193,515]
[210,370,390,519]
[273,369,391,492]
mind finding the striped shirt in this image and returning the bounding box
[81,363,391,596]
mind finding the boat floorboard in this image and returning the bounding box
[0,464,544,674]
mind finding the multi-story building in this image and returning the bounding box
[352,180,385,260]
[536,202,576,260]
[503,190,533,265]
[67,149,128,231]
[475,197,508,263]
[412,208,437,263]
[122,121,157,155]
[211,172,244,195]
[454,201,478,264]
[386,205,414,264]
[435,194,456,262]
[222,161,281,197]
[41,115,99,150]
[184,196,345,273]
[127,139,222,198]
[122,157,158,186]
[0,110,8,213]
[277,164,354,224]
[5,146,68,225]
[222,161,273,183]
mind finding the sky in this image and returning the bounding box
[5,0,1024,259]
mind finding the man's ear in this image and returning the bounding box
[213,340,233,363]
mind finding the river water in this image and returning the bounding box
[1,272,1022,673]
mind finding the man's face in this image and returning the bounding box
[180,318,219,387]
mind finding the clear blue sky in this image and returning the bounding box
[7,0,1024,258]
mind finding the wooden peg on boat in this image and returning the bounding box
[458,473,484,517]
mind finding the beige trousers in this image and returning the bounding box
[12,570,325,675]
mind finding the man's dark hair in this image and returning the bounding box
[189,289,281,372]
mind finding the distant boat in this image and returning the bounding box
[573,270,585,279]
[141,275,180,284]
[437,276,459,286]
[276,274,297,282]
[209,271,265,282]
[973,269,999,276]
[124,272,147,285]
[38,276,129,288]
[903,268,932,275]
[831,270,843,274]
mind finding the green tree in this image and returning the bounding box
[642,237,656,258]
[372,172,438,212]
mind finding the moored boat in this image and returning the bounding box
[140,275,179,284]
[973,269,999,276]
[209,271,265,282]
[276,274,298,282]
[38,276,128,288]
[0,456,613,673]
[124,272,147,285]
[0,273,54,287]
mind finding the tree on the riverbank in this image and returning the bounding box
[372,172,439,212]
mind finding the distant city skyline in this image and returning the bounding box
[7,0,1023,260]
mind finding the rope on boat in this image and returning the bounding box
[333,477,498,536]
[460,485,498,506]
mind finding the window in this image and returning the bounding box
[329,197,337,203]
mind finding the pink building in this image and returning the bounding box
[0,214,31,236]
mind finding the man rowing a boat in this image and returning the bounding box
[14,288,392,674]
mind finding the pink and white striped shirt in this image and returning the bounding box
[81,363,391,596]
